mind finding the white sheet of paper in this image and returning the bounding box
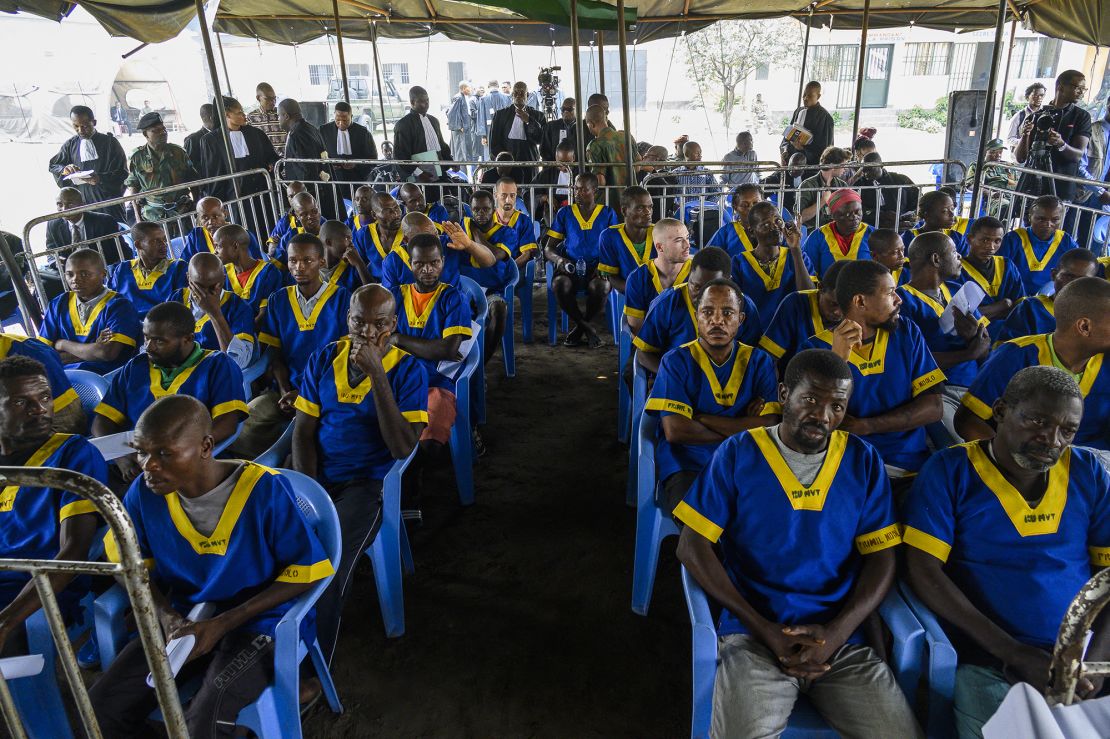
[145,602,216,688]
[0,654,45,679]
[939,282,986,335]
[64,170,96,184]
[437,321,480,380]
[88,431,135,461]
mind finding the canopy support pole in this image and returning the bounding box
[215,31,233,96]
[598,32,605,98]
[971,0,1008,217]
[333,0,350,104]
[617,0,635,184]
[370,21,390,143]
[797,5,813,107]
[995,19,1017,137]
[195,0,238,200]
[570,0,586,168]
[850,0,871,146]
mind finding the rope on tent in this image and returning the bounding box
[510,38,517,80]
[652,33,680,143]
[683,30,717,144]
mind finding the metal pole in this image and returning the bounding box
[370,21,391,143]
[850,0,871,145]
[970,0,1008,216]
[616,0,635,184]
[215,31,233,96]
[333,0,350,104]
[597,32,606,98]
[570,0,586,169]
[797,6,814,107]
[195,0,239,199]
[995,19,1017,137]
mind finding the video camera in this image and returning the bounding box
[537,66,562,120]
[1017,106,1064,197]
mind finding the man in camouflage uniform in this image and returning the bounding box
[124,112,199,225]
[584,104,637,208]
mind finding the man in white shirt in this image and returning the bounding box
[320,101,377,183]
[489,81,547,182]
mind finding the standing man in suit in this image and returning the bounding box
[781,81,835,171]
[279,97,334,219]
[199,96,279,225]
[183,104,215,169]
[393,86,451,185]
[541,97,590,163]
[48,106,128,223]
[489,82,546,183]
[320,101,378,185]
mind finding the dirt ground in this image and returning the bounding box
[306,288,691,738]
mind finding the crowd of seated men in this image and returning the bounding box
[10,83,1110,737]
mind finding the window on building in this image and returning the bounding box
[903,42,951,76]
[382,63,410,84]
[346,64,370,78]
[309,64,331,86]
[755,63,769,81]
[1013,38,1060,79]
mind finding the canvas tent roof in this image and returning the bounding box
[0,1,1105,48]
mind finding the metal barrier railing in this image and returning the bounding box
[979,163,1110,254]
[1048,566,1110,706]
[11,169,279,335]
[0,466,186,738]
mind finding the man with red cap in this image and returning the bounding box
[801,189,875,277]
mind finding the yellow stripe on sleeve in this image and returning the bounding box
[520,243,538,252]
[1090,546,1110,568]
[211,400,249,418]
[276,559,336,583]
[960,392,994,421]
[644,397,693,418]
[94,402,127,425]
[110,334,138,347]
[258,332,281,348]
[624,306,646,319]
[442,325,473,338]
[402,410,430,424]
[53,387,79,412]
[632,335,660,353]
[672,501,724,543]
[292,396,320,417]
[757,336,786,359]
[37,337,54,347]
[545,229,565,240]
[855,523,902,554]
[59,499,97,521]
[597,263,619,275]
[234,332,256,344]
[911,369,945,396]
[902,525,952,563]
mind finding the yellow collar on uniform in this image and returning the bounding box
[284,282,341,331]
[815,326,891,376]
[961,256,1005,297]
[571,204,604,230]
[749,426,848,511]
[181,288,231,332]
[0,434,71,513]
[1013,333,1103,396]
[647,259,692,295]
[67,290,116,336]
[224,260,268,299]
[685,340,752,407]
[369,223,404,260]
[147,349,213,398]
[616,223,654,267]
[901,283,952,316]
[331,338,405,403]
[1016,228,1065,272]
[401,283,447,328]
[731,222,756,251]
[131,259,171,290]
[164,462,267,555]
[740,248,789,292]
[819,223,867,261]
[965,441,1070,536]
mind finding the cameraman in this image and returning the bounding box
[1014,70,1092,202]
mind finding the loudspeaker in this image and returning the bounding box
[944,90,994,183]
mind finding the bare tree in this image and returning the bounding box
[683,19,803,130]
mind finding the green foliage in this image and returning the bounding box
[897,95,949,133]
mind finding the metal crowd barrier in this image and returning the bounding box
[979,163,1110,254]
[9,169,279,335]
[0,466,186,738]
[1048,566,1110,706]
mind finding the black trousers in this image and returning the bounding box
[89,628,274,739]
[316,477,384,663]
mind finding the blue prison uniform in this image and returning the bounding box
[38,290,140,374]
[994,295,1055,345]
[598,224,655,282]
[258,284,351,388]
[707,222,757,257]
[900,227,970,256]
[459,217,517,291]
[181,227,264,262]
[896,283,988,387]
[380,235,464,291]
[499,210,538,258]
[758,289,839,366]
[546,204,619,263]
[633,283,762,357]
[731,247,814,321]
[273,220,329,267]
[623,260,692,323]
[0,333,78,413]
[998,227,1076,295]
[353,222,404,282]
[107,258,187,319]
[391,283,473,389]
[802,223,874,278]
[171,288,256,355]
[224,259,287,315]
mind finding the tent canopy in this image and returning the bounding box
[1,1,1106,48]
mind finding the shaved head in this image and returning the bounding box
[188,252,224,283]
[196,196,222,215]
[401,212,437,239]
[585,104,607,126]
[136,395,212,444]
[213,223,249,249]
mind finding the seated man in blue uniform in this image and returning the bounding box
[998,195,1077,295]
[172,253,255,373]
[801,189,874,278]
[995,247,1097,345]
[229,234,351,460]
[707,183,763,257]
[868,228,909,285]
[900,189,970,255]
[492,177,539,272]
[955,277,1110,468]
[320,221,372,291]
[353,192,404,281]
[950,216,1024,325]
[89,395,334,737]
[460,189,516,365]
[897,232,990,441]
[906,366,1110,737]
[544,172,620,348]
[275,192,326,266]
[213,223,287,320]
[107,221,187,319]
[380,214,496,291]
[0,356,106,656]
[0,330,83,434]
[345,184,376,232]
[293,285,427,661]
[624,218,692,336]
[397,182,449,225]
[389,234,472,455]
[676,349,920,738]
[266,180,305,252]
[635,247,761,375]
[647,278,780,511]
[759,261,848,373]
[182,196,263,262]
[38,248,140,374]
[802,259,944,486]
[732,201,813,320]
[598,186,655,293]
[92,301,248,481]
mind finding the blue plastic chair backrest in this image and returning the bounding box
[638,411,658,471]
[169,236,185,259]
[272,469,342,616]
[64,369,109,415]
[254,421,294,468]
[502,258,520,294]
[454,331,482,393]
[458,276,488,324]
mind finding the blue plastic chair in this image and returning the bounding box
[254,420,294,468]
[8,609,76,738]
[169,236,185,259]
[631,412,680,616]
[449,339,481,507]
[362,445,420,638]
[625,355,648,507]
[606,290,624,346]
[516,259,536,344]
[457,277,488,426]
[64,369,109,420]
[617,318,632,444]
[681,566,926,739]
[500,259,520,378]
[239,350,270,400]
[545,261,571,346]
[94,468,344,736]
[900,583,958,739]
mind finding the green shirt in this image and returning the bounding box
[125,143,198,218]
[153,343,206,389]
[1046,334,1083,382]
[587,128,635,189]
